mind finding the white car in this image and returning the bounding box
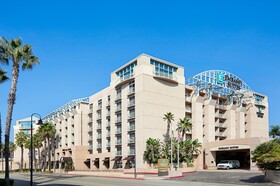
[217,160,240,170]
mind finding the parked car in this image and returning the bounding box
[217,160,240,170]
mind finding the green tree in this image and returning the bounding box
[0,37,39,184]
[15,131,28,171]
[143,138,161,164]
[9,142,16,170]
[177,117,192,141]
[0,68,8,84]
[252,139,280,170]
[269,125,280,138]
[38,122,56,171]
[163,112,174,141]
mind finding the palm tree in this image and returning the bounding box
[9,142,16,170]
[38,122,56,171]
[15,131,28,171]
[143,138,161,164]
[269,125,280,138]
[0,68,8,84]
[252,138,280,170]
[24,138,33,170]
[33,133,43,171]
[177,117,192,141]
[0,37,39,182]
[163,112,174,141]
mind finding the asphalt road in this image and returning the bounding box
[174,170,279,186]
[7,171,279,186]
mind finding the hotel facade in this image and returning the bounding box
[15,54,269,171]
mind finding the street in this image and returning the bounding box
[8,171,279,186]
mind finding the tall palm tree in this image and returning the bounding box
[269,125,280,138]
[0,37,39,182]
[9,142,16,170]
[24,138,33,170]
[38,122,56,171]
[163,112,174,142]
[33,133,43,170]
[143,138,161,164]
[15,131,28,171]
[0,68,8,84]
[177,117,192,141]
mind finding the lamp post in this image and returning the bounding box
[30,113,43,186]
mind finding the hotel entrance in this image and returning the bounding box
[216,149,251,169]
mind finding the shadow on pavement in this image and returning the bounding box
[239,175,268,184]
[13,174,86,186]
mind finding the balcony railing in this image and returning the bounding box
[106,102,111,107]
[96,115,102,120]
[115,106,122,112]
[128,88,135,95]
[128,125,135,131]
[185,107,192,113]
[215,104,227,110]
[215,122,227,128]
[115,94,122,101]
[119,73,134,82]
[215,132,226,137]
[88,136,93,141]
[116,151,122,156]
[115,129,122,135]
[128,138,135,143]
[215,113,227,119]
[97,105,102,110]
[96,134,102,139]
[115,118,122,123]
[97,144,102,149]
[88,145,93,150]
[128,149,135,155]
[128,101,135,107]
[115,140,122,145]
[128,113,135,120]
[96,124,102,130]
[153,70,177,81]
[106,133,110,138]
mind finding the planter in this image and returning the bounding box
[265,170,280,183]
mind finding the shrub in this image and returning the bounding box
[252,139,280,170]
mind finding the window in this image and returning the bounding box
[116,61,137,82]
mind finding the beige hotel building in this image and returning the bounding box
[16,53,269,172]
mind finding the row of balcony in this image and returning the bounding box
[215,131,227,137]
[88,144,135,156]
[88,124,135,132]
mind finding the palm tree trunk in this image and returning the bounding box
[43,140,46,171]
[20,146,23,171]
[37,147,41,172]
[5,62,20,184]
[47,137,51,171]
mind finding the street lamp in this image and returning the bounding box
[30,113,43,186]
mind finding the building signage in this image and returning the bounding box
[158,159,169,176]
[217,72,242,90]
[218,146,239,150]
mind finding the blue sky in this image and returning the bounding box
[0,0,279,140]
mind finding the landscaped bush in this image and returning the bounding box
[252,138,280,170]
[0,179,14,186]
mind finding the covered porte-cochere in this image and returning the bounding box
[203,137,271,171]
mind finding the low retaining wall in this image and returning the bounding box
[265,170,280,184]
